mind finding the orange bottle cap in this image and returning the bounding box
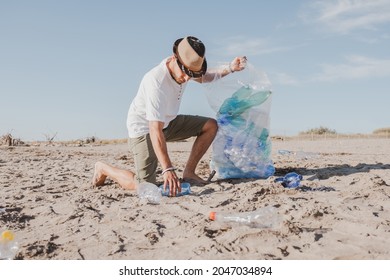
[209,211,216,221]
[1,230,14,241]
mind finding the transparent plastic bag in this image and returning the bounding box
[204,62,274,179]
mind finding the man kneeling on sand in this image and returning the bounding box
[93,36,246,196]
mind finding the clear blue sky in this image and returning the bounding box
[1,0,389,141]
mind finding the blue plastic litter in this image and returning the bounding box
[275,172,303,189]
[159,182,191,196]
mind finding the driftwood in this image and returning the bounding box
[1,133,25,146]
[43,132,57,143]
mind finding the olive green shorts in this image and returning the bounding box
[128,114,211,184]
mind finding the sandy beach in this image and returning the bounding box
[1,137,389,260]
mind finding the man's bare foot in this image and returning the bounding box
[92,161,107,187]
[182,172,208,186]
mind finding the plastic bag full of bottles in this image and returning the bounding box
[205,62,275,179]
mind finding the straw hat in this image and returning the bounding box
[173,36,207,78]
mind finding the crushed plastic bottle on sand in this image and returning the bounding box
[209,206,281,229]
[277,149,293,156]
[278,150,319,160]
[137,182,162,204]
[0,230,19,260]
[274,172,303,189]
[159,182,191,197]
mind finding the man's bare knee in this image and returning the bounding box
[203,118,218,135]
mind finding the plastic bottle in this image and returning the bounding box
[295,151,319,160]
[218,86,271,118]
[274,172,303,188]
[0,230,19,260]
[278,149,293,155]
[159,182,191,197]
[278,150,319,160]
[209,206,280,229]
[137,182,162,204]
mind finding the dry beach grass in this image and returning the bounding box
[0,137,389,260]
